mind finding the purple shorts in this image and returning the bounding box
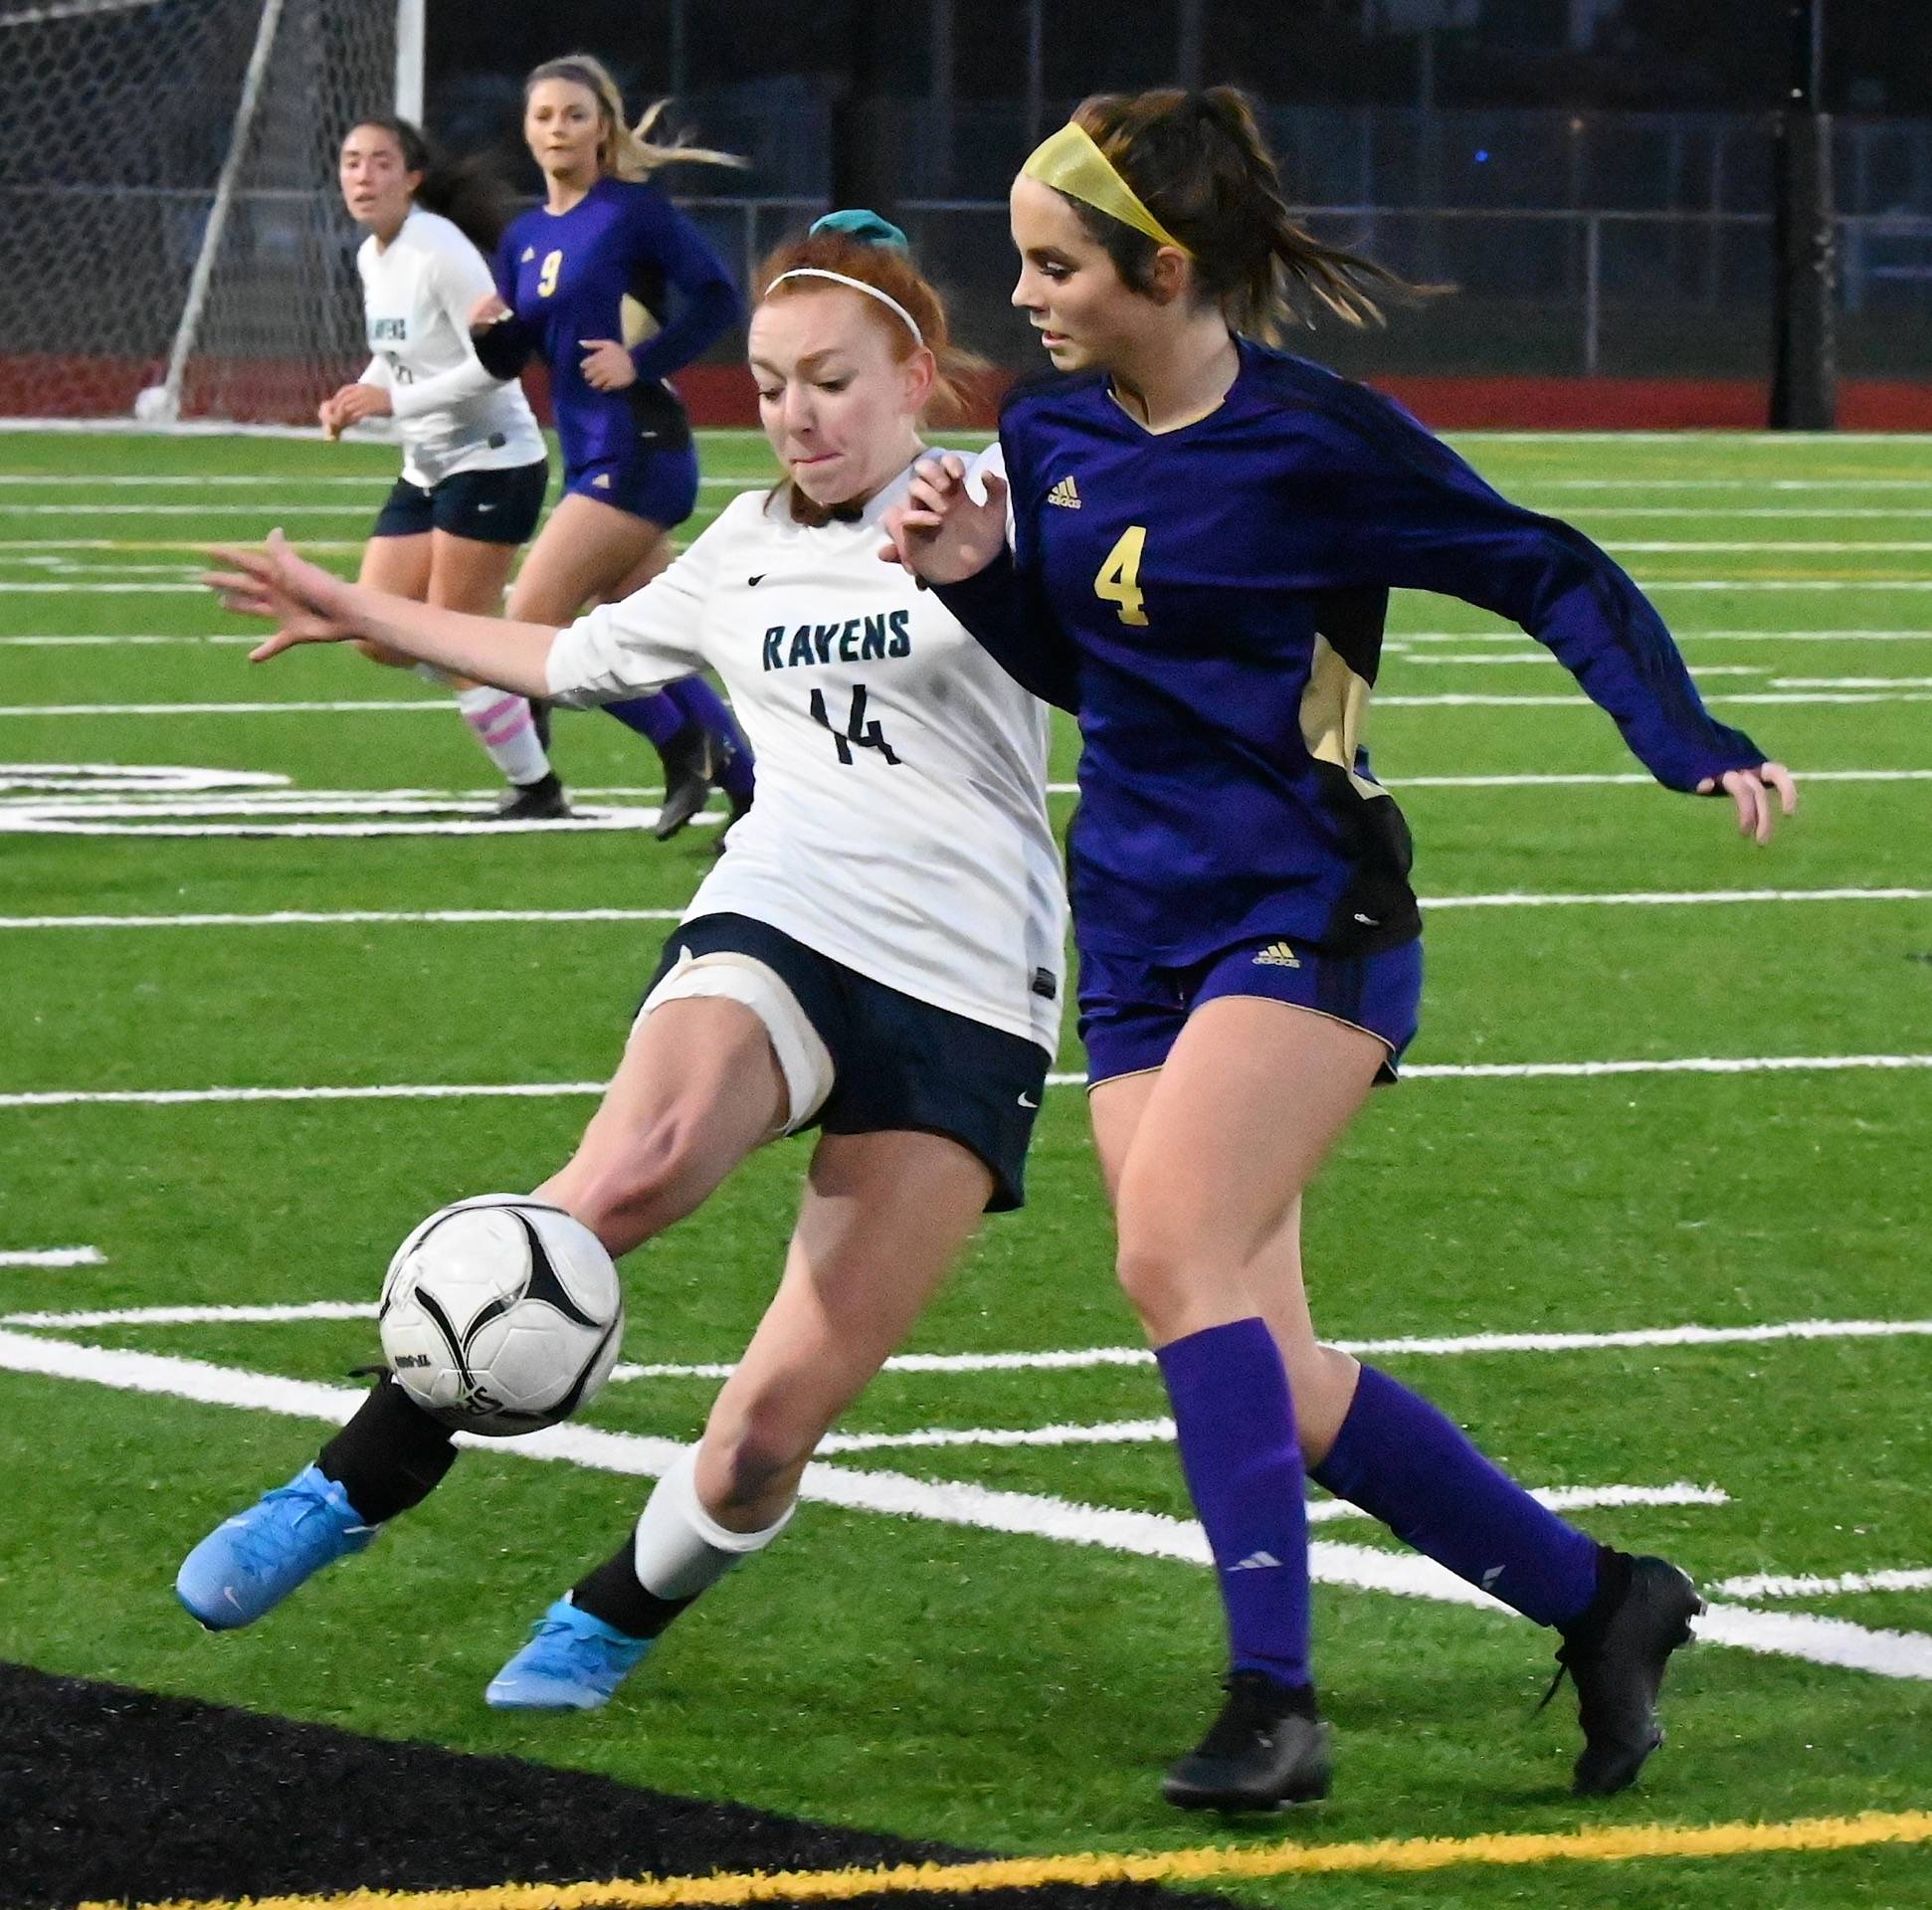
[563,444,698,528]
[1077,932,1424,1087]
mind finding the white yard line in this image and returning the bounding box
[1605,541,1932,553]
[0,700,447,715]
[1774,676,1932,688]
[0,907,688,930]
[6,1304,1926,1367]
[4,1054,1930,1109]
[4,629,1924,650]
[1401,657,1768,670]
[1394,629,1932,643]
[1376,691,1932,706]
[1393,768,1932,787]
[7,686,1932,717]
[0,634,255,646]
[0,1247,103,1268]
[0,1328,1922,1680]
[1492,478,1932,491]
[3,887,1926,934]
[1714,1568,1932,1600]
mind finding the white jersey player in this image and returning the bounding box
[323,118,563,820]
[183,215,1071,1717]
[352,204,545,489]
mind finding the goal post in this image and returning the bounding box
[0,0,406,428]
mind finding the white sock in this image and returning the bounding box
[631,1447,794,1602]
[454,682,550,788]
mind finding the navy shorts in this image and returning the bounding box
[646,913,1051,1212]
[564,444,699,528]
[371,460,548,545]
[1078,932,1424,1087]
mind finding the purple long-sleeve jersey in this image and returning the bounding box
[936,339,1766,964]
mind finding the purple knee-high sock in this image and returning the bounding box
[1157,1318,1313,1689]
[665,676,756,802]
[602,689,686,749]
[1310,1364,1600,1627]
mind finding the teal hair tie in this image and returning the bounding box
[809,208,909,252]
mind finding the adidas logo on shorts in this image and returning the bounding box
[1047,475,1081,508]
[1253,940,1301,969]
[592,473,612,489]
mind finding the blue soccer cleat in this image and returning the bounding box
[175,1464,378,1630]
[485,1598,655,1711]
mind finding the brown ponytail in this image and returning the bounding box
[1065,88,1424,339]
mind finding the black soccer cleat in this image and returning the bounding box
[493,771,570,822]
[1161,1670,1332,1813]
[653,723,715,841]
[1547,1550,1703,1798]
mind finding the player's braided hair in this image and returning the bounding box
[1065,88,1425,339]
[345,116,519,253]
[524,54,747,182]
[755,225,988,424]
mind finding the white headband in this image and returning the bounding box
[765,268,924,346]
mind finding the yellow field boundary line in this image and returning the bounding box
[82,1808,1932,1910]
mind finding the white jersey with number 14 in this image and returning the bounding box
[546,455,1066,1051]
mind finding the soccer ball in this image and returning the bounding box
[378,1195,624,1437]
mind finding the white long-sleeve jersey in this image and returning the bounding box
[547,459,1067,1052]
[356,208,545,487]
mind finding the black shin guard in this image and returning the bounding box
[571,1538,695,1640]
[316,1376,458,1525]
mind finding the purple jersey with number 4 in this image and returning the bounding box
[937,339,1766,966]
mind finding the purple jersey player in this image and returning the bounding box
[473,54,755,841]
[886,87,1796,1814]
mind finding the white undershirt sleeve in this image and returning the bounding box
[386,237,510,421]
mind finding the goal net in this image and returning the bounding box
[0,0,401,427]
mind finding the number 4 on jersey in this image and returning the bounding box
[810,683,901,766]
[1094,524,1149,627]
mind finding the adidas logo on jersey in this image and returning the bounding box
[1253,940,1301,969]
[1047,475,1081,508]
[520,247,535,262]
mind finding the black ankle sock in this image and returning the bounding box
[571,1538,695,1640]
[316,1376,458,1525]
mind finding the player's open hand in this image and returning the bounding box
[1694,762,1799,845]
[878,454,1007,586]
[578,338,638,392]
[201,530,360,661]
[470,290,511,329]
[323,382,392,433]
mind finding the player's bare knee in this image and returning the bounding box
[1114,1211,1217,1320]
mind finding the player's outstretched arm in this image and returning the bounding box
[879,454,1007,585]
[202,530,559,697]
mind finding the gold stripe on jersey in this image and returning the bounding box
[1299,635,1388,802]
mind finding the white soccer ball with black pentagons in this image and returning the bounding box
[378,1196,623,1436]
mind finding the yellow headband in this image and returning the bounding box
[1020,121,1191,256]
